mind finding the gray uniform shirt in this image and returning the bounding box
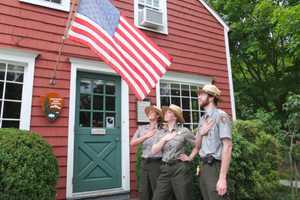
[132,124,162,158]
[155,125,195,163]
[198,108,232,160]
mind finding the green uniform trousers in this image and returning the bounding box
[153,161,193,200]
[199,161,229,200]
[139,159,162,200]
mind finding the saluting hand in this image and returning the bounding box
[198,118,215,136]
[161,132,176,142]
[144,129,157,139]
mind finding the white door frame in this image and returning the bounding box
[66,58,130,199]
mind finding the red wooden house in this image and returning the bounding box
[0,0,235,199]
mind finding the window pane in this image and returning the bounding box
[93,80,104,94]
[183,111,191,123]
[161,96,170,106]
[160,82,170,95]
[45,0,61,3]
[105,96,115,111]
[181,85,190,96]
[93,112,104,128]
[3,101,21,119]
[0,82,3,98]
[191,98,199,110]
[106,83,115,95]
[105,113,116,128]
[153,0,160,8]
[171,97,180,106]
[80,80,91,94]
[7,64,24,82]
[191,86,198,97]
[2,120,19,128]
[80,94,91,110]
[171,84,180,96]
[192,111,200,123]
[146,0,152,6]
[183,124,191,129]
[182,98,190,110]
[0,63,6,80]
[93,95,103,110]
[5,83,23,100]
[80,111,90,127]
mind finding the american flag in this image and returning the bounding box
[68,0,172,100]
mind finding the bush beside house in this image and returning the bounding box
[0,128,59,200]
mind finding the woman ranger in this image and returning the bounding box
[130,105,164,200]
[151,104,210,200]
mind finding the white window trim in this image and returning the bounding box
[0,48,38,130]
[156,71,212,108]
[19,0,70,12]
[67,58,130,199]
[134,0,168,35]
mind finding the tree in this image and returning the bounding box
[207,0,300,121]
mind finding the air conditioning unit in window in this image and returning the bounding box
[139,7,163,28]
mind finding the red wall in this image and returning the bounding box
[0,0,231,199]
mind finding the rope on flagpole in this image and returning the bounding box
[49,0,80,86]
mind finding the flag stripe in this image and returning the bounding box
[118,24,167,74]
[71,19,152,93]
[68,29,146,99]
[74,14,158,87]
[118,20,168,73]
[120,17,172,66]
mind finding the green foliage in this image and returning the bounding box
[229,120,282,200]
[207,0,300,120]
[135,144,142,192]
[0,128,59,200]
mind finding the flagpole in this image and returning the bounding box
[49,0,80,86]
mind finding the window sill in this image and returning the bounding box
[19,0,70,12]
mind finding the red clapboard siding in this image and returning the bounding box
[0,0,233,199]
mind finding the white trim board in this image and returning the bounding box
[66,58,130,199]
[0,48,38,130]
[156,71,212,108]
[19,0,70,12]
[224,29,236,120]
[198,0,229,31]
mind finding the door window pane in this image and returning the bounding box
[80,80,92,94]
[93,95,103,110]
[80,112,90,127]
[93,112,104,128]
[80,94,91,110]
[93,80,104,94]
[105,96,115,111]
[106,83,115,95]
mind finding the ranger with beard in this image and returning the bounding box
[196,84,233,200]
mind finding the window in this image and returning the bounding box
[134,0,168,34]
[19,0,70,12]
[157,72,212,131]
[0,49,37,130]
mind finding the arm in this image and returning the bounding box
[216,138,233,196]
[130,129,155,146]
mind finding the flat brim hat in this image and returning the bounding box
[145,105,163,119]
[198,84,222,100]
[162,104,185,123]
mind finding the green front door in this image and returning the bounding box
[73,72,122,193]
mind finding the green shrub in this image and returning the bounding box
[229,120,282,200]
[0,128,59,200]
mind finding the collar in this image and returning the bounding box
[204,107,217,118]
[163,123,179,132]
